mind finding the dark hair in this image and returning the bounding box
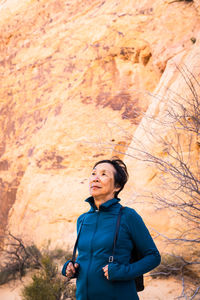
[93,158,129,198]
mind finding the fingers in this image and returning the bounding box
[102,264,109,280]
[66,262,76,278]
[74,263,79,269]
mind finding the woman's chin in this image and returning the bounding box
[90,188,101,197]
[90,191,101,198]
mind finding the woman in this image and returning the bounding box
[62,158,161,300]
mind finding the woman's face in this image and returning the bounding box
[89,162,119,201]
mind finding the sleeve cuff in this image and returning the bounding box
[61,260,72,277]
[108,262,128,281]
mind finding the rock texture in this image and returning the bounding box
[124,35,200,253]
[0,0,199,248]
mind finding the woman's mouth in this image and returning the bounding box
[91,186,101,189]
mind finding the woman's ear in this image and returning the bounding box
[114,184,121,193]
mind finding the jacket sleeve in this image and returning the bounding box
[108,208,161,281]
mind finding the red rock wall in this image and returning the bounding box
[0,0,199,247]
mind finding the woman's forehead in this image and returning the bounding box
[93,162,115,173]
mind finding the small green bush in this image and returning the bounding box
[23,275,61,300]
[22,255,61,300]
[0,234,75,299]
[22,254,75,300]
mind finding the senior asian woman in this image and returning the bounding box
[62,158,161,300]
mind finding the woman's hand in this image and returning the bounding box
[102,264,109,280]
[66,262,79,278]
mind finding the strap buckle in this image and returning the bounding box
[109,256,113,263]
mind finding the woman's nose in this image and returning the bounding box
[93,175,99,181]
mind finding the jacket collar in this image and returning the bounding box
[85,196,121,211]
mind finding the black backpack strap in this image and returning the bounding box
[109,206,124,263]
[72,216,85,263]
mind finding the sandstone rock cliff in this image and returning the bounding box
[0,0,199,248]
[124,35,200,255]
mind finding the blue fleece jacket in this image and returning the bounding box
[62,197,161,300]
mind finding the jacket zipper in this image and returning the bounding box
[86,210,100,300]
